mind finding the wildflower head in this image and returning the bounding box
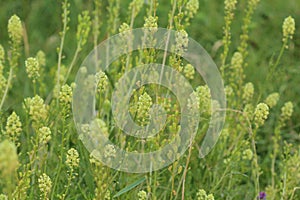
[137,190,147,200]
[264,92,279,108]
[185,0,199,19]
[97,119,109,138]
[187,91,200,111]
[196,85,211,114]
[0,194,8,200]
[282,16,296,47]
[207,194,215,200]
[95,71,108,92]
[77,11,91,47]
[59,84,73,108]
[36,50,46,67]
[118,23,131,47]
[224,0,238,12]
[24,95,48,128]
[136,92,153,125]
[119,23,130,33]
[38,173,52,199]
[175,30,189,55]
[231,51,243,68]
[66,148,80,169]
[0,45,5,62]
[258,191,266,200]
[8,15,23,44]
[0,140,19,177]
[279,101,293,126]
[254,103,269,127]
[5,112,22,143]
[249,0,260,8]
[228,52,244,86]
[129,0,144,18]
[242,82,254,103]
[104,144,116,159]
[242,149,253,160]
[196,189,207,200]
[0,71,6,92]
[38,126,51,145]
[144,16,158,33]
[104,190,111,200]
[183,64,195,79]
[225,85,234,98]
[25,57,40,83]
[244,104,254,118]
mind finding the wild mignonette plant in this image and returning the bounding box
[0,0,299,199]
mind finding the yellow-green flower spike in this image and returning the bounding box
[137,92,153,125]
[5,112,22,144]
[254,103,269,127]
[196,189,207,200]
[264,92,279,108]
[282,16,296,48]
[224,0,237,11]
[24,95,48,128]
[0,140,19,177]
[175,30,189,56]
[95,71,108,92]
[279,101,293,127]
[38,173,52,200]
[66,148,80,169]
[77,11,91,47]
[38,126,51,145]
[242,149,253,160]
[183,64,195,79]
[8,15,23,44]
[25,57,40,83]
[207,194,215,200]
[36,50,46,67]
[137,190,147,200]
[185,0,199,19]
[242,82,254,103]
[0,45,5,62]
[59,84,73,108]
[0,194,8,200]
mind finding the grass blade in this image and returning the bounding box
[113,177,146,198]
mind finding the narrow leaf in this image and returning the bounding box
[113,177,146,198]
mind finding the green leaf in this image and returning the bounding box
[112,177,146,198]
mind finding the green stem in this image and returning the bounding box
[64,42,81,84]
[57,0,69,91]
[251,129,260,199]
[273,42,286,69]
[51,117,66,199]
[0,67,13,110]
[61,168,73,200]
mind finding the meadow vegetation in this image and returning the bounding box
[0,0,299,199]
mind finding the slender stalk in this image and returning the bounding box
[273,42,287,69]
[64,41,81,84]
[159,0,177,84]
[270,126,281,199]
[61,168,73,200]
[251,129,260,199]
[51,116,66,199]
[280,171,287,200]
[0,67,13,110]
[22,23,30,57]
[290,187,300,200]
[181,140,193,200]
[57,0,69,91]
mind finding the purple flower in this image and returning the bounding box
[258,192,266,200]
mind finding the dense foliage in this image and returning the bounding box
[0,0,299,199]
